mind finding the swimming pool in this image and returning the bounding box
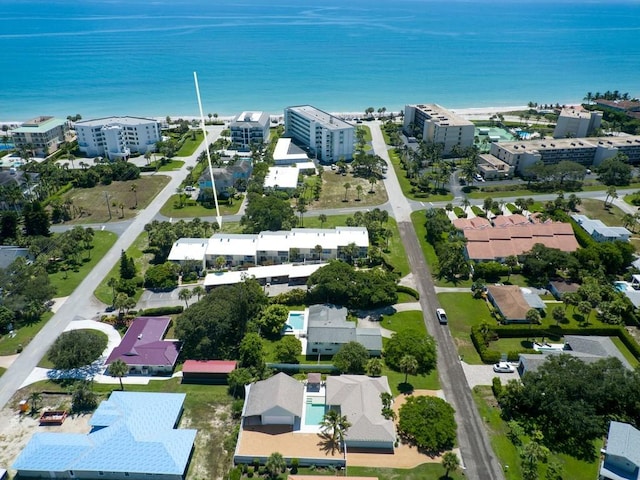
[615,282,630,292]
[286,311,305,331]
[304,398,327,426]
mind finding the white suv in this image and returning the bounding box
[436,308,448,324]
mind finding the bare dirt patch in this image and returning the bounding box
[0,393,90,474]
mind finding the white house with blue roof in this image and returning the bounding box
[12,392,197,480]
[601,421,640,480]
[571,214,631,243]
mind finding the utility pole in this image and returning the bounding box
[104,192,112,220]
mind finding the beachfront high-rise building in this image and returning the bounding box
[229,111,270,150]
[284,105,355,163]
[11,116,68,156]
[75,116,161,160]
[553,107,602,138]
[487,135,640,174]
[403,104,474,155]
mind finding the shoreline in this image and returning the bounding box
[1,102,584,127]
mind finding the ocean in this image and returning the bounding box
[1,0,639,120]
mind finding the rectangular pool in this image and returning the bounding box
[305,399,327,426]
[286,311,305,331]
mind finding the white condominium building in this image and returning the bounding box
[229,111,271,150]
[75,116,161,159]
[11,116,68,155]
[403,104,474,155]
[553,107,602,138]
[168,226,369,268]
[284,105,355,163]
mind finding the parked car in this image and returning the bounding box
[185,186,196,191]
[436,308,448,324]
[493,362,515,373]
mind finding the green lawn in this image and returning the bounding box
[410,210,472,287]
[388,149,453,202]
[381,310,441,393]
[611,337,640,368]
[357,125,373,142]
[94,231,153,305]
[49,231,118,297]
[576,198,626,226]
[176,131,204,156]
[346,464,465,480]
[472,386,601,480]
[0,312,53,356]
[396,291,419,303]
[306,168,388,209]
[159,194,242,218]
[437,293,494,364]
[155,159,185,171]
[0,366,5,377]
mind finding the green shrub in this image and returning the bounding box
[139,306,184,316]
[491,377,503,398]
[229,467,242,480]
[290,458,299,474]
[568,217,597,248]
[270,288,308,306]
[396,285,420,300]
[247,466,254,478]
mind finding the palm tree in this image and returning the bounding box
[368,176,377,193]
[605,186,617,207]
[355,184,363,201]
[399,354,418,384]
[442,451,460,479]
[320,409,351,454]
[107,277,118,306]
[130,183,138,208]
[178,288,193,308]
[265,452,287,479]
[192,285,205,301]
[108,359,128,390]
[318,214,327,228]
[622,213,636,232]
[29,392,42,413]
[296,197,307,227]
[343,182,351,202]
[314,244,323,261]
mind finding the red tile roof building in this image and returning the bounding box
[181,360,237,384]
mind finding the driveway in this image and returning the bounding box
[462,362,520,388]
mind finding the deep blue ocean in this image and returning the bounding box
[1,0,639,120]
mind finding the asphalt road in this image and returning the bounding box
[370,123,505,480]
[0,126,224,409]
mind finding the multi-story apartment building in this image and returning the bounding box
[553,107,602,138]
[284,105,354,163]
[403,104,474,155]
[229,111,270,150]
[75,116,161,159]
[487,135,640,174]
[11,116,67,156]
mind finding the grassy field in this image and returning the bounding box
[49,230,118,297]
[472,386,601,480]
[0,312,53,356]
[437,293,493,364]
[159,194,242,218]
[305,168,388,210]
[468,181,640,200]
[152,159,185,171]
[388,149,453,202]
[346,464,465,480]
[94,231,153,305]
[410,210,472,287]
[176,130,204,156]
[62,176,170,224]
[576,198,626,226]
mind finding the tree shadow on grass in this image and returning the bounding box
[397,382,414,394]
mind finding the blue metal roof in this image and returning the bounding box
[13,392,197,475]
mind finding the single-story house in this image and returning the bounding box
[181,360,237,384]
[105,316,180,375]
[305,304,382,356]
[518,335,632,376]
[486,285,544,323]
[243,372,304,426]
[571,214,632,243]
[326,375,395,450]
[600,421,640,480]
[548,280,581,300]
[0,245,32,269]
[12,392,197,480]
[166,238,208,270]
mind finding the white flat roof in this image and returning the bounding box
[286,105,353,130]
[264,166,299,189]
[167,238,209,262]
[273,138,309,163]
[206,234,258,257]
[204,262,327,287]
[75,116,159,127]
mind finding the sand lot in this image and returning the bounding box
[0,393,91,472]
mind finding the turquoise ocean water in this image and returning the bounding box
[1,0,639,120]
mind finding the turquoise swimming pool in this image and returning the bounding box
[305,399,327,426]
[286,311,305,330]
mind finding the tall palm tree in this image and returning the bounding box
[178,288,193,307]
[321,409,351,454]
[399,354,418,384]
[318,214,327,228]
[355,184,363,201]
[442,451,460,479]
[191,285,205,301]
[108,359,128,390]
[265,452,286,479]
[29,392,42,413]
[130,183,138,208]
[343,182,351,202]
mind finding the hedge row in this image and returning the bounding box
[471,324,640,364]
[138,306,184,316]
[397,285,420,300]
[567,217,597,248]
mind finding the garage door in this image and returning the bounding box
[263,415,293,425]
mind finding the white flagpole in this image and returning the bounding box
[193,71,222,228]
